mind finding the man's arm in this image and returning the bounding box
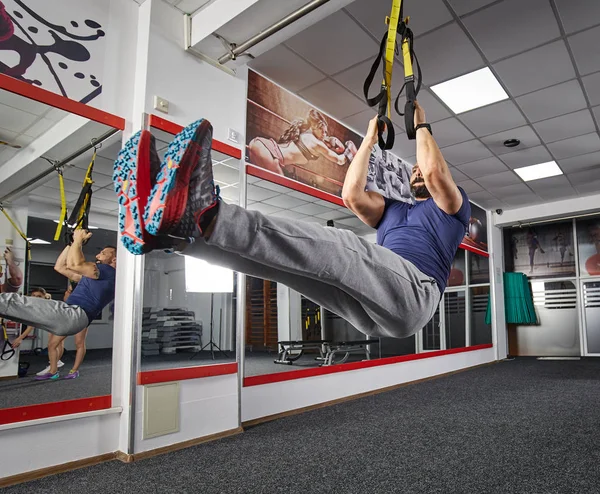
[3,248,23,289]
[414,102,463,215]
[341,117,385,228]
[66,230,99,279]
[54,245,83,282]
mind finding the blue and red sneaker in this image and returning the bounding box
[113,130,164,255]
[144,119,220,242]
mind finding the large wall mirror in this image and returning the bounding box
[138,118,240,372]
[0,75,123,421]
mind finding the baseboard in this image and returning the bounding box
[0,452,116,489]
[243,361,498,428]
[121,426,244,462]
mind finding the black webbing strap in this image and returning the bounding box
[1,321,15,361]
[64,153,95,244]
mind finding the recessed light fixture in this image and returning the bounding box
[26,237,51,245]
[514,161,563,182]
[430,67,509,114]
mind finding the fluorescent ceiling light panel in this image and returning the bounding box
[27,238,51,245]
[184,255,233,293]
[53,220,98,229]
[514,161,563,182]
[430,67,508,114]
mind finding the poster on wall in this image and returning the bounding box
[462,202,488,255]
[504,221,576,278]
[576,217,600,277]
[246,69,363,198]
[0,0,106,104]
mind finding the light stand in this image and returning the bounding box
[190,292,229,361]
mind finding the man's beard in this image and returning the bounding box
[411,181,431,199]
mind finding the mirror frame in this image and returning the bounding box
[0,73,125,426]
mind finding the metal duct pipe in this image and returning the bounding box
[217,0,331,64]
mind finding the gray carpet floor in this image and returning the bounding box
[5,358,600,493]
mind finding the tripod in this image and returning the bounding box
[191,292,229,361]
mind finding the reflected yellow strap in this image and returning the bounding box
[53,171,67,241]
[0,206,31,260]
[384,0,402,118]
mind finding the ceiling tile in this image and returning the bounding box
[574,178,600,195]
[430,118,473,148]
[534,186,577,202]
[0,103,39,134]
[249,45,325,93]
[441,140,492,165]
[500,145,553,169]
[343,108,374,136]
[0,90,50,116]
[533,110,596,144]
[455,179,483,193]
[247,202,282,215]
[285,10,378,76]
[547,133,600,160]
[22,118,58,139]
[447,0,497,16]
[417,89,452,123]
[413,23,484,85]
[254,180,291,194]
[292,203,332,216]
[493,40,575,97]
[480,126,541,156]
[219,185,240,203]
[246,183,281,202]
[594,106,600,127]
[346,0,453,40]
[516,79,587,123]
[568,26,600,76]
[286,190,320,202]
[459,100,526,137]
[213,163,240,185]
[566,167,600,186]
[555,0,600,34]
[476,171,522,190]
[502,194,543,208]
[298,79,368,120]
[582,72,600,107]
[390,131,416,161]
[559,151,600,173]
[526,175,572,193]
[456,156,509,178]
[334,58,403,104]
[492,182,534,198]
[467,190,502,208]
[462,0,560,62]
[316,209,352,221]
[263,194,308,209]
[450,167,470,182]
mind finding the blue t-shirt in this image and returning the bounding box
[66,263,116,322]
[376,187,471,293]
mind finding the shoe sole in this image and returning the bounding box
[113,130,152,255]
[144,119,207,236]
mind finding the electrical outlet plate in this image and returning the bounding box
[154,95,169,114]
[228,128,239,143]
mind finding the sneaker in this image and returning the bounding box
[144,119,219,241]
[63,370,79,379]
[36,360,64,376]
[34,372,60,381]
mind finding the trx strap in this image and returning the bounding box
[1,320,15,361]
[363,0,422,149]
[0,204,31,261]
[53,168,68,241]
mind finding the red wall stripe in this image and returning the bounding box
[148,114,241,159]
[0,395,112,426]
[137,362,238,385]
[244,344,493,387]
[0,73,125,130]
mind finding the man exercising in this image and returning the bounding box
[114,101,469,338]
[0,230,116,379]
[1,247,23,294]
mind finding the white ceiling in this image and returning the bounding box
[247,0,600,211]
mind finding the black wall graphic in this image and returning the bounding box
[0,0,105,104]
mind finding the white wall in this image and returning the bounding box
[0,412,120,479]
[134,374,238,453]
[242,347,496,422]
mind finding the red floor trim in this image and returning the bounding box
[0,395,112,426]
[244,344,493,387]
[148,114,241,159]
[0,73,125,130]
[137,362,238,385]
[246,164,346,207]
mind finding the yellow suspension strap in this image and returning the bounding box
[64,149,96,244]
[53,167,68,242]
[0,204,31,261]
[363,0,422,148]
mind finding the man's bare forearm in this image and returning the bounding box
[342,141,373,201]
[415,127,450,178]
[66,240,86,269]
[54,245,70,272]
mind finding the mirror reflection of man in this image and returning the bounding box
[1,247,23,293]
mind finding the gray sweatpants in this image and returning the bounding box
[186,203,441,339]
[0,293,89,336]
